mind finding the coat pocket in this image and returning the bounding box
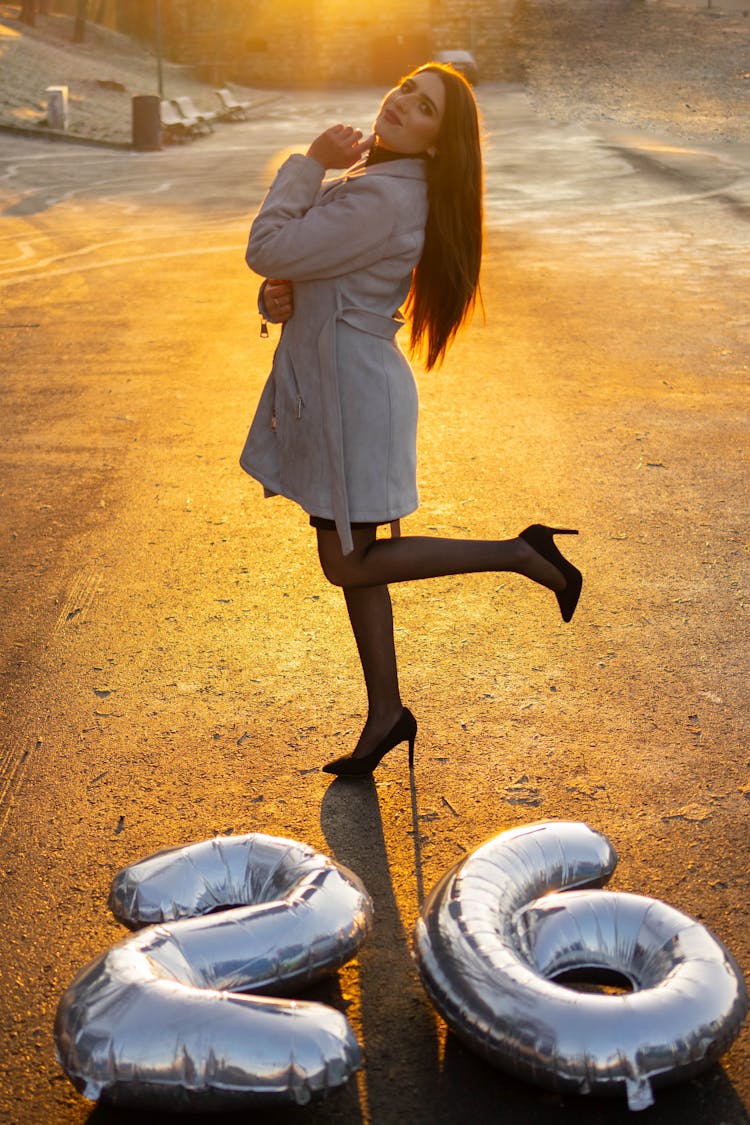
[273,355,304,425]
[273,354,325,504]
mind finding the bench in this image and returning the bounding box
[215,88,252,121]
[160,100,195,142]
[172,96,217,133]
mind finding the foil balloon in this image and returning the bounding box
[55,833,373,1111]
[413,820,748,1111]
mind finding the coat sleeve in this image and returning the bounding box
[246,154,400,281]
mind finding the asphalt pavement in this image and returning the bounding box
[1,86,749,1124]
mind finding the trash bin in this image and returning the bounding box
[132,95,161,151]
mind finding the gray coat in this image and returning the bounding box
[240,153,428,554]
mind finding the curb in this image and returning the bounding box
[0,92,283,153]
[0,120,135,151]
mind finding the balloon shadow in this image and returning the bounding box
[437,1034,750,1125]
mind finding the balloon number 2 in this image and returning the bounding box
[55,822,748,1113]
[55,834,373,1111]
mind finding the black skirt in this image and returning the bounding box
[309,516,378,531]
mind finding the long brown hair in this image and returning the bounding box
[406,64,484,371]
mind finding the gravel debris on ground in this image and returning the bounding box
[513,0,750,143]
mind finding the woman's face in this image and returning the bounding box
[374,71,445,155]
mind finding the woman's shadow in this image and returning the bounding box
[319,773,445,1123]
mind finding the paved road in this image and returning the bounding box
[1,87,749,1124]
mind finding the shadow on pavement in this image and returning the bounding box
[317,775,749,1125]
[68,777,749,1125]
[437,1035,750,1124]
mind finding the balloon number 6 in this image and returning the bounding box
[413,820,748,1112]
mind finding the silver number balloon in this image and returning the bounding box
[55,833,373,1111]
[413,820,748,1111]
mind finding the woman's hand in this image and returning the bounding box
[306,125,374,171]
[262,278,294,323]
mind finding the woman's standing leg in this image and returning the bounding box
[324,526,406,758]
[343,584,405,756]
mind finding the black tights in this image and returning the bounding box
[316,525,564,757]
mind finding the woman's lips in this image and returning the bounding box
[384,108,401,126]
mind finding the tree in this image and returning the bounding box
[73,0,88,43]
[19,0,36,26]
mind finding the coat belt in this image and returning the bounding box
[317,298,404,555]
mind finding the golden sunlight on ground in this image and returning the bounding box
[264,147,304,180]
[1,83,750,1119]
[10,104,41,120]
[633,140,707,158]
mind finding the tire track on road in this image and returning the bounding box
[0,721,37,839]
[53,567,104,632]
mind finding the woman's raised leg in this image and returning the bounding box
[316,523,582,773]
[317,526,569,594]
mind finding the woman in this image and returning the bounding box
[241,64,582,778]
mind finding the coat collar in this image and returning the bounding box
[339,156,427,184]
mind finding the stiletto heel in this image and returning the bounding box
[519,524,582,623]
[322,707,417,778]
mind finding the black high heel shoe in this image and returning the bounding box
[322,707,417,778]
[519,524,582,623]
